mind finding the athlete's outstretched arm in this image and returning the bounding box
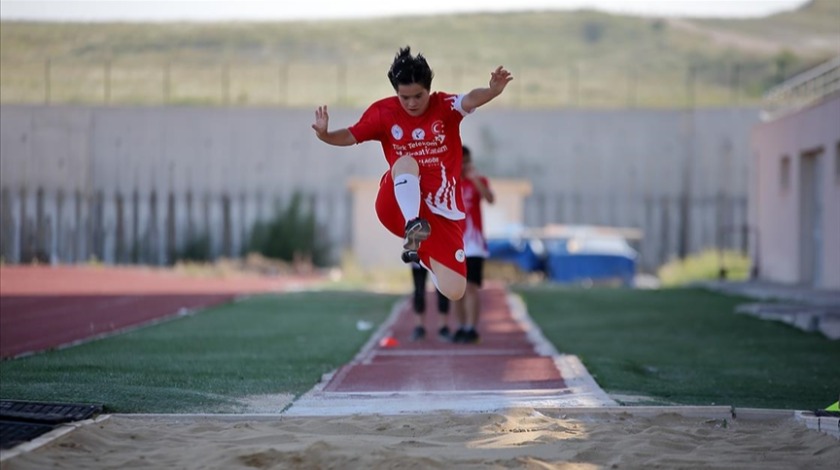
[470,173,495,204]
[311,105,357,146]
[461,66,513,113]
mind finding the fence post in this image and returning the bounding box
[44,58,51,104]
[278,63,288,105]
[163,61,171,105]
[730,62,741,105]
[453,65,463,92]
[222,62,230,105]
[685,63,696,109]
[104,59,111,104]
[336,63,346,104]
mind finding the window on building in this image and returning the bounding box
[780,155,791,191]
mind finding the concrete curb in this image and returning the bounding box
[795,411,840,439]
[0,415,111,463]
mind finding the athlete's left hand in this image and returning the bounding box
[489,66,513,95]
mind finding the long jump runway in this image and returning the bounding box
[0,265,316,359]
[285,282,616,415]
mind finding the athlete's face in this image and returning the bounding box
[396,83,430,117]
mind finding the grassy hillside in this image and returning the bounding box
[1,1,837,108]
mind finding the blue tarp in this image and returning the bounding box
[487,238,544,273]
[545,253,635,286]
[488,232,637,286]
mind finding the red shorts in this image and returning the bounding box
[375,171,466,277]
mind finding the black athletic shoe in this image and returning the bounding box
[401,250,420,264]
[437,326,451,342]
[452,327,468,344]
[463,328,480,344]
[411,325,426,341]
[403,217,431,252]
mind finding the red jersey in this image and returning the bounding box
[461,175,491,257]
[348,92,469,221]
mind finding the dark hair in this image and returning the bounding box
[387,46,434,91]
[462,145,472,162]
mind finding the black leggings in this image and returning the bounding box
[411,266,450,314]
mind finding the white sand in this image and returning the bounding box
[4,408,838,469]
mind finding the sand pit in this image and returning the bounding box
[3,408,837,469]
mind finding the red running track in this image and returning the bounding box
[0,265,320,359]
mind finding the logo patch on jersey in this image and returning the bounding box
[431,120,445,144]
[412,128,425,140]
[455,249,466,263]
[391,125,404,140]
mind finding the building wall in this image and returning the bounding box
[750,94,840,288]
[0,104,759,272]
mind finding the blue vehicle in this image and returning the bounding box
[488,225,639,287]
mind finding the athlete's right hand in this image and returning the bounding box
[312,105,329,137]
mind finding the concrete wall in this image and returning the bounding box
[0,104,759,272]
[750,94,840,289]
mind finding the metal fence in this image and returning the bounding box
[1,58,782,109]
[762,55,840,120]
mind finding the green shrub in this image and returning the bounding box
[657,249,751,287]
[177,233,211,262]
[247,192,330,267]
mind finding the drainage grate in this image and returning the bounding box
[0,400,103,425]
[0,420,56,450]
[0,400,103,450]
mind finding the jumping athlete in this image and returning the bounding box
[311,46,512,300]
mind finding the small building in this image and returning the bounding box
[750,56,840,289]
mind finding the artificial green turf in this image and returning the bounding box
[3,286,836,413]
[0,290,398,413]
[518,285,840,411]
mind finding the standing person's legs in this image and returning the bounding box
[452,289,467,342]
[454,257,484,343]
[435,287,452,340]
[410,264,428,340]
[411,262,452,341]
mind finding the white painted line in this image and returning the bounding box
[374,348,536,356]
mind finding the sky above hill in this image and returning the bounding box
[0,0,812,22]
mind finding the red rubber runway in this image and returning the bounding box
[0,265,319,359]
[285,281,617,415]
[324,285,566,393]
